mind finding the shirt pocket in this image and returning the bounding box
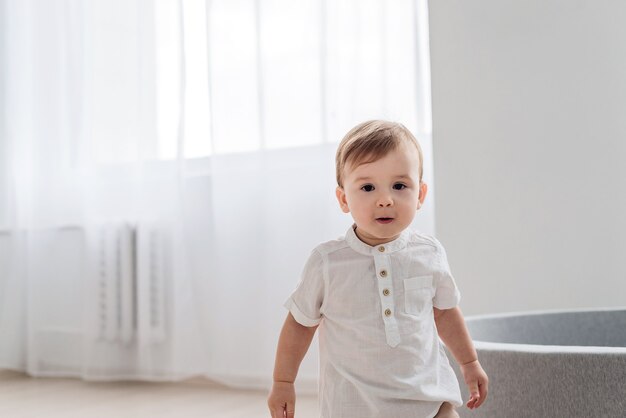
[403,276,434,317]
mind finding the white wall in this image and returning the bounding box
[429,0,626,315]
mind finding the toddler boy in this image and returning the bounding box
[268,120,488,418]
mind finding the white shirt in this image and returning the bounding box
[285,226,463,418]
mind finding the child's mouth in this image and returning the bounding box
[376,218,394,224]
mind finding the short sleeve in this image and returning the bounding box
[284,249,325,327]
[432,240,461,309]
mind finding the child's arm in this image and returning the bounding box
[268,312,318,418]
[434,307,489,410]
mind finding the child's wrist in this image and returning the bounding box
[273,379,295,384]
[460,358,479,367]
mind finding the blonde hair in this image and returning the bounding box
[335,120,424,187]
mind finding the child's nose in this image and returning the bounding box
[377,195,393,207]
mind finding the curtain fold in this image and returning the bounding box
[0,0,433,389]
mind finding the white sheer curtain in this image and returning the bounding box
[0,0,433,389]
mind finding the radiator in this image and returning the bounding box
[97,222,168,345]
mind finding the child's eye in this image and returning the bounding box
[393,183,407,190]
[361,184,375,192]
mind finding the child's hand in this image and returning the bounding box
[267,381,296,418]
[460,359,489,410]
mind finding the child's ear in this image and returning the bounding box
[417,182,428,209]
[336,186,350,213]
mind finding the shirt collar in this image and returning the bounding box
[345,224,410,256]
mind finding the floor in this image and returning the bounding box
[0,370,319,418]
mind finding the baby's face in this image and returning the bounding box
[336,143,426,246]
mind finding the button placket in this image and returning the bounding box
[374,252,400,347]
